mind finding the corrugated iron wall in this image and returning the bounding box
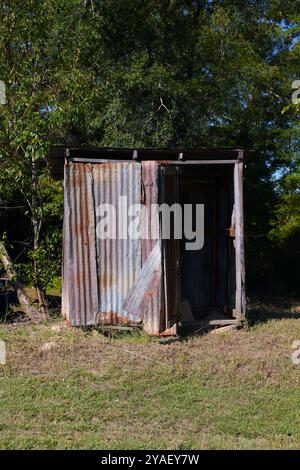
[62,160,164,330]
[93,162,142,325]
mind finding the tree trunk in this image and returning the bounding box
[31,156,48,315]
[0,240,46,322]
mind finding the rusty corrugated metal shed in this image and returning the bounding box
[55,147,249,335]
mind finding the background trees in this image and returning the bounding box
[0,0,299,307]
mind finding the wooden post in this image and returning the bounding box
[233,154,246,320]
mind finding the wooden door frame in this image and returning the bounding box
[233,156,246,320]
[158,156,246,331]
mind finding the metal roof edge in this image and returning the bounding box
[47,146,254,179]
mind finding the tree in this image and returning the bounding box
[1,0,300,307]
[0,0,99,314]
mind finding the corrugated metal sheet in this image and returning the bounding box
[92,162,142,325]
[122,241,161,319]
[63,163,99,325]
[62,161,143,326]
[141,162,162,335]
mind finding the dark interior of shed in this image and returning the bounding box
[162,164,235,326]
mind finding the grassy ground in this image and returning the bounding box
[1,299,300,450]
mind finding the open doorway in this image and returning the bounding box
[160,164,235,328]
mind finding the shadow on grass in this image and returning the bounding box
[247,298,300,327]
[1,293,300,336]
[179,298,300,339]
[0,292,22,323]
[46,295,61,319]
[0,292,61,324]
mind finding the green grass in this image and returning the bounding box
[1,299,300,449]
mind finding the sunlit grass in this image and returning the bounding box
[1,299,300,449]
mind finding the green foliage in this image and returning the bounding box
[51,276,62,293]
[16,229,62,291]
[271,172,300,243]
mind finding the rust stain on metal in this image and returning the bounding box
[99,274,117,288]
[96,311,141,325]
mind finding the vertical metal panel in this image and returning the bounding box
[92,162,142,324]
[141,162,162,335]
[62,162,99,325]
